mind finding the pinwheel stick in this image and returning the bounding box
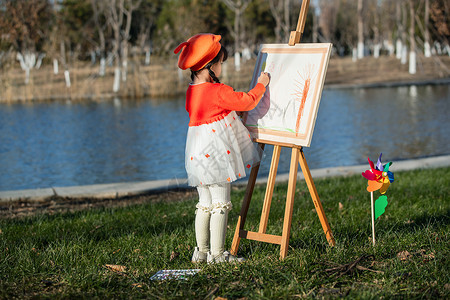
[371,191,375,246]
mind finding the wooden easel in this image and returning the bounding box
[230,0,335,260]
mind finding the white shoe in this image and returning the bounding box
[191,247,208,263]
[207,251,246,264]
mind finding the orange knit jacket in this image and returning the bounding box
[186,82,266,126]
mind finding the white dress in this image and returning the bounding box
[185,111,261,186]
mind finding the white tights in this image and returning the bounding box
[195,183,232,257]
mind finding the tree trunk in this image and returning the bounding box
[269,0,283,43]
[269,0,291,43]
[284,0,290,38]
[396,1,403,59]
[221,0,251,61]
[312,3,318,43]
[408,0,416,74]
[120,0,140,82]
[121,42,128,82]
[235,8,240,54]
[110,2,122,92]
[53,58,59,74]
[91,0,107,76]
[373,0,380,58]
[424,0,431,57]
[357,0,364,59]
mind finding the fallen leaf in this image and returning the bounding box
[90,225,103,233]
[415,249,426,255]
[397,251,411,261]
[170,251,179,261]
[423,252,435,261]
[104,264,127,273]
[131,283,142,288]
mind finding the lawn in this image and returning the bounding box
[1,167,449,299]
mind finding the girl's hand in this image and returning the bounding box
[257,72,270,87]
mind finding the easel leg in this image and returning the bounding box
[280,147,300,259]
[298,149,336,246]
[230,144,265,256]
[259,145,281,233]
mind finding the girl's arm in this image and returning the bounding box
[217,72,269,111]
[217,72,270,111]
[217,83,266,112]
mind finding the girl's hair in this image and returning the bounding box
[191,46,228,83]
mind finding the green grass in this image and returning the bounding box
[1,167,449,299]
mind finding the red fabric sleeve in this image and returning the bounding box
[216,83,266,111]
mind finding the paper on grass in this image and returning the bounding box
[150,269,201,281]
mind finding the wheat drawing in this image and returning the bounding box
[291,63,316,136]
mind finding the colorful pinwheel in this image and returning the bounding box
[362,153,394,194]
[362,153,395,246]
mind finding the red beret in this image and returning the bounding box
[174,33,222,71]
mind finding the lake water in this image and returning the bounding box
[0,84,449,191]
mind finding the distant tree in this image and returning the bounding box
[0,0,53,53]
[132,0,161,51]
[0,0,53,83]
[332,1,356,54]
[318,0,339,43]
[424,0,431,57]
[357,0,365,59]
[155,0,207,54]
[269,0,291,43]
[371,0,380,57]
[378,0,397,56]
[429,0,450,49]
[59,0,95,57]
[90,0,109,75]
[408,0,416,74]
[155,0,229,54]
[221,0,251,54]
[311,0,319,43]
[103,0,142,91]
[243,0,276,45]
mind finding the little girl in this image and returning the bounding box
[174,33,270,263]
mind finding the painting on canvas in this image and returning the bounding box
[244,43,332,147]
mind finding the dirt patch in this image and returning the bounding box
[0,188,197,219]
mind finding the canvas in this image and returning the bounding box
[244,43,332,147]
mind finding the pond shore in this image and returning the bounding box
[1,54,449,102]
[1,154,449,218]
